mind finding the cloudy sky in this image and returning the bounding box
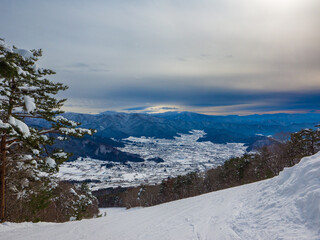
[1,0,319,115]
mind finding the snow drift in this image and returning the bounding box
[1,152,320,240]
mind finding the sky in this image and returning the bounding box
[1,0,320,115]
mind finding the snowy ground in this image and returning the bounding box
[1,152,320,239]
[58,130,246,190]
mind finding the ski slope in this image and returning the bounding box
[1,152,320,240]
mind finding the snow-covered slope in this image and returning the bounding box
[1,152,320,240]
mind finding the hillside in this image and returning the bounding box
[1,151,319,239]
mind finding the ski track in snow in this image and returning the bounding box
[1,152,320,239]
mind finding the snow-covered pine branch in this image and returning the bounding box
[0,38,95,158]
[0,38,97,222]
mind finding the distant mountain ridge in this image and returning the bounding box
[63,111,320,142]
[27,111,320,162]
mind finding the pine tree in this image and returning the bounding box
[0,39,95,222]
[288,126,320,160]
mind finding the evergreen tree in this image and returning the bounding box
[0,39,95,222]
[289,127,320,158]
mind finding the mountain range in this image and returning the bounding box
[27,112,320,162]
[64,111,320,141]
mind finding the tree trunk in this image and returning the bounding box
[0,135,7,223]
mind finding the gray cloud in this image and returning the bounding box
[59,75,320,114]
[1,0,319,114]
[53,62,109,73]
[160,107,178,110]
[123,106,149,111]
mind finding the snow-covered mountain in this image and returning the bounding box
[27,112,320,163]
[62,111,320,143]
[2,151,320,239]
[55,111,320,189]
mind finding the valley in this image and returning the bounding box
[58,130,246,190]
[56,112,320,190]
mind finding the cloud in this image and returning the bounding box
[1,0,319,114]
[58,75,320,114]
[123,106,179,113]
[176,57,188,62]
[53,62,109,73]
[123,106,149,111]
[160,107,178,110]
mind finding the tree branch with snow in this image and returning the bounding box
[0,38,96,222]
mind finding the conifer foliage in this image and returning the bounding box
[0,39,97,222]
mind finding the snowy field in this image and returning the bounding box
[58,130,246,190]
[2,152,320,240]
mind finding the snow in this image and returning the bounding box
[41,135,49,141]
[12,48,34,59]
[18,85,39,92]
[58,130,246,190]
[0,40,43,76]
[2,152,320,239]
[0,39,13,52]
[69,188,77,195]
[16,66,29,76]
[0,119,10,129]
[24,96,36,113]
[31,62,43,73]
[21,155,32,160]
[60,127,92,135]
[30,160,37,167]
[53,116,78,127]
[53,152,68,159]
[32,149,40,155]
[45,157,56,168]
[8,116,30,138]
[119,130,246,167]
[95,145,112,154]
